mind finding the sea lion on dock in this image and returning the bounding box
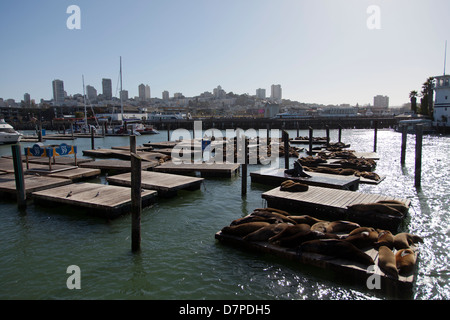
[251,210,297,225]
[395,248,416,275]
[325,220,360,234]
[243,223,290,242]
[393,233,424,250]
[298,239,375,266]
[288,215,322,226]
[280,180,309,192]
[284,160,311,178]
[376,200,409,216]
[347,203,404,217]
[311,221,330,233]
[377,246,398,278]
[221,222,270,237]
[230,215,280,226]
[344,228,379,249]
[253,207,290,216]
[269,224,311,243]
[374,230,394,249]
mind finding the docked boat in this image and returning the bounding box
[0,119,22,144]
[135,124,159,135]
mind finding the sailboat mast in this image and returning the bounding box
[120,56,124,126]
[444,40,447,76]
[82,75,87,127]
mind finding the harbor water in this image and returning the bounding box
[0,128,448,300]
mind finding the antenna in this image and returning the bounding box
[444,40,447,75]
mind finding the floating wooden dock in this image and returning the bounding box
[106,171,203,196]
[0,173,72,197]
[251,168,360,190]
[32,183,157,218]
[215,231,418,297]
[79,159,157,172]
[153,161,240,177]
[143,141,180,149]
[262,186,410,231]
[48,167,101,181]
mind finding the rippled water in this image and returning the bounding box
[0,128,448,300]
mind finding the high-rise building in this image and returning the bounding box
[162,91,169,100]
[24,93,31,106]
[271,84,282,101]
[86,85,97,101]
[256,88,266,99]
[138,84,146,101]
[102,78,112,100]
[145,85,151,100]
[213,85,226,99]
[373,95,389,108]
[120,90,128,101]
[52,79,65,105]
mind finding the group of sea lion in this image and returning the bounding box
[303,166,381,181]
[220,207,423,278]
[348,200,409,218]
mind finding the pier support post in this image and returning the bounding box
[11,145,26,209]
[167,124,171,141]
[338,125,342,143]
[308,127,313,155]
[131,151,142,252]
[401,125,407,165]
[296,122,300,138]
[415,124,423,188]
[91,129,95,150]
[326,126,330,148]
[241,138,248,197]
[373,121,378,153]
[283,130,289,170]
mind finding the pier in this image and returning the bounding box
[153,162,240,177]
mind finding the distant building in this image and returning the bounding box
[433,74,450,127]
[271,84,282,102]
[24,93,31,106]
[120,90,128,101]
[86,85,97,101]
[256,88,266,99]
[145,85,151,100]
[162,91,169,100]
[174,92,184,99]
[138,84,146,101]
[264,102,280,118]
[52,79,65,105]
[102,78,112,100]
[373,95,389,108]
[213,85,226,99]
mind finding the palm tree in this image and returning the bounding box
[420,77,435,116]
[409,90,418,113]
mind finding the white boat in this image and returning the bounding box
[0,119,22,144]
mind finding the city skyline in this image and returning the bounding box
[0,1,449,107]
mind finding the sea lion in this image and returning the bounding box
[395,248,416,275]
[269,224,311,243]
[377,246,398,278]
[243,223,290,242]
[280,180,309,192]
[253,207,290,216]
[311,221,331,233]
[284,160,311,178]
[325,220,360,234]
[251,210,297,225]
[374,230,394,249]
[344,228,379,249]
[221,222,270,237]
[393,233,424,250]
[349,227,376,236]
[230,215,279,226]
[275,229,339,248]
[376,200,409,216]
[288,215,322,225]
[299,239,375,266]
[347,203,404,217]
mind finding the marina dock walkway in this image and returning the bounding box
[153,161,240,177]
[0,173,72,197]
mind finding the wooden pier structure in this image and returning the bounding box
[107,171,203,197]
[262,186,410,231]
[0,173,72,198]
[153,161,240,177]
[32,183,157,218]
[79,159,158,172]
[251,168,360,190]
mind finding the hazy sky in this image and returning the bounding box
[1,0,449,107]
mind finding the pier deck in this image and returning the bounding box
[79,159,157,172]
[262,186,410,231]
[0,173,72,197]
[32,182,157,218]
[107,171,203,196]
[48,167,101,181]
[251,168,360,190]
[153,161,240,177]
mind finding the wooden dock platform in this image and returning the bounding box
[107,171,203,196]
[32,183,157,219]
[48,167,101,181]
[153,161,240,177]
[262,186,410,231]
[251,168,360,190]
[79,159,157,172]
[143,141,180,149]
[0,173,72,197]
[215,230,418,297]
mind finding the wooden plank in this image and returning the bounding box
[48,168,101,181]
[107,171,203,196]
[153,161,240,177]
[250,168,360,190]
[79,159,157,172]
[0,173,72,197]
[32,182,157,219]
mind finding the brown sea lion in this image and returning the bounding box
[299,239,375,266]
[393,233,424,250]
[344,229,379,249]
[374,230,394,249]
[269,224,311,243]
[377,246,398,278]
[243,223,290,242]
[230,215,280,226]
[288,215,322,225]
[221,222,270,237]
[280,180,309,192]
[325,220,360,234]
[395,248,416,275]
[377,200,409,215]
[311,221,331,233]
[251,210,297,224]
[347,203,404,217]
[275,230,339,248]
[349,227,376,236]
[253,207,290,216]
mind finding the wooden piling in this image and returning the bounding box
[283,130,289,170]
[309,127,313,155]
[296,122,300,138]
[130,135,137,154]
[167,124,171,141]
[241,138,248,197]
[11,145,26,209]
[326,126,330,148]
[415,124,423,188]
[401,125,407,165]
[373,121,378,153]
[338,125,342,143]
[131,152,142,252]
[91,129,95,150]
